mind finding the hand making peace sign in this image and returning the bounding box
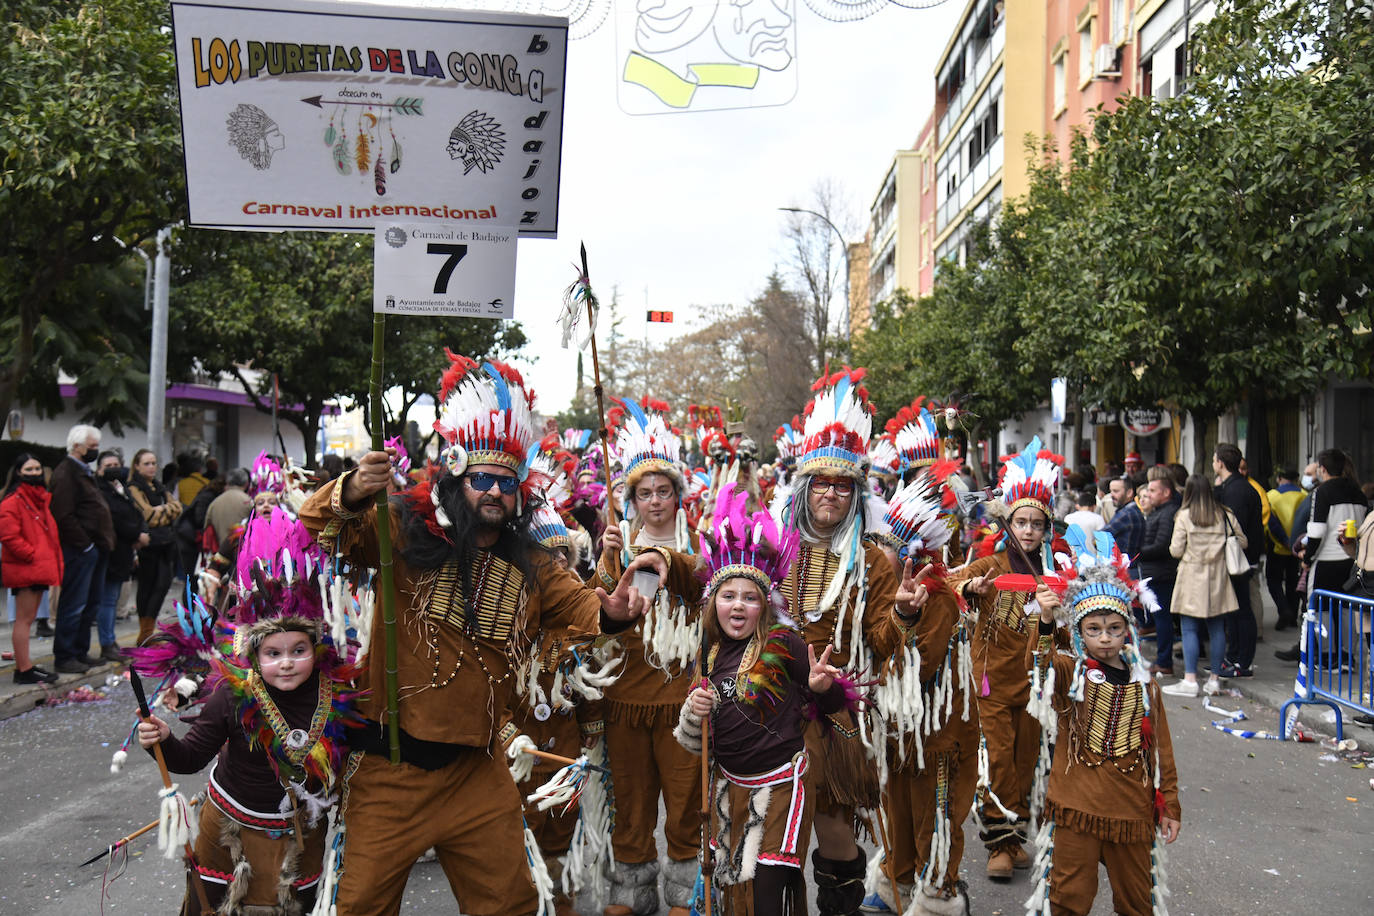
[895,558,935,617]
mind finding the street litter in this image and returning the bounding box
[1204,699,1290,740]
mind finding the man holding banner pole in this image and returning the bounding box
[299,354,672,916]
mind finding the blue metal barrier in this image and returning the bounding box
[1280,589,1374,740]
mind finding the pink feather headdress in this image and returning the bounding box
[700,483,800,600]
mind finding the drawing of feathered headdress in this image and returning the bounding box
[700,483,799,609]
[797,366,874,479]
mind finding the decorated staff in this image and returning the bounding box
[561,243,618,529]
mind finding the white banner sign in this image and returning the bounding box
[373,223,517,318]
[171,0,567,237]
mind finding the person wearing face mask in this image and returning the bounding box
[48,424,116,674]
[0,454,63,683]
[94,451,149,662]
[127,448,184,645]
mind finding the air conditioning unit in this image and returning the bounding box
[1095,43,1122,78]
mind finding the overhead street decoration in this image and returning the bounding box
[170,0,568,237]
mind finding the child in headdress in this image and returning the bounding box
[674,483,856,915]
[1023,528,1181,916]
[136,510,361,916]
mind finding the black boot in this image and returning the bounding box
[812,848,866,916]
[34,619,54,638]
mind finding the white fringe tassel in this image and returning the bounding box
[157,784,196,858]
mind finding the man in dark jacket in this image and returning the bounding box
[1213,443,1263,677]
[95,451,149,661]
[1139,471,1181,675]
[49,425,115,673]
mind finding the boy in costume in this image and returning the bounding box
[949,438,1065,881]
[1024,529,1181,916]
[867,403,980,916]
[298,354,671,916]
[594,396,703,916]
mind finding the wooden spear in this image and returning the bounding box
[578,243,619,532]
[697,640,714,916]
[369,313,401,765]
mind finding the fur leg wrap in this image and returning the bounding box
[604,859,659,916]
[910,880,970,916]
[813,848,867,916]
[662,857,698,908]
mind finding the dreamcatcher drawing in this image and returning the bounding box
[320,97,423,196]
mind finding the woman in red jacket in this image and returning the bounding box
[1,454,63,683]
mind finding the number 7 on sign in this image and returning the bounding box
[428,243,468,294]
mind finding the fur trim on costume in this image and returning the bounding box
[662,857,698,908]
[604,859,659,916]
[674,699,704,753]
[711,773,774,886]
[910,882,970,916]
[562,736,614,904]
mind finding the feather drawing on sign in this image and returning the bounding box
[226,103,285,170]
[304,94,420,194]
[446,111,505,175]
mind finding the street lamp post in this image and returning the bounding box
[779,206,851,339]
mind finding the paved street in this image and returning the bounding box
[0,665,1369,915]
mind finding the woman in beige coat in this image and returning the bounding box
[1164,474,1246,697]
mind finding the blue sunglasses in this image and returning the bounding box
[465,471,519,494]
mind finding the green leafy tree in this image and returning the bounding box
[0,0,183,425]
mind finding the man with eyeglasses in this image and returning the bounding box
[299,357,675,916]
[950,439,1064,883]
[593,397,704,916]
[774,370,910,916]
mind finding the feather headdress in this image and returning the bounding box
[773,415,804,467]
[877,462,961,561]
[1053,526,1159,701]
[869,435,900,479]
[886,399,942,474]
[997,435,1064,518]
[607,396,685,496]
[432,349,538,483]
[798,366,874,479]
[250,451,285,497]
[700,483,799,603]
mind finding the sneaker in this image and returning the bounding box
[54,658,91,674]
[1216,664,1253,678]
[1148,664,1175,678]
[34,620,55,638]
[100,644,124,663]
[14,667,59,685]
[1203,678,1222,696]
[860,893,894,913]
[1162,680,1200,697]
[1275,645,1301,662]
[76,654,100,667]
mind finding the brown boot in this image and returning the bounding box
[667,909,691,916]
[602,907,634,916]
[1009,842,1031,870]
[986,848,1014,881]
[137,616,157,645]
